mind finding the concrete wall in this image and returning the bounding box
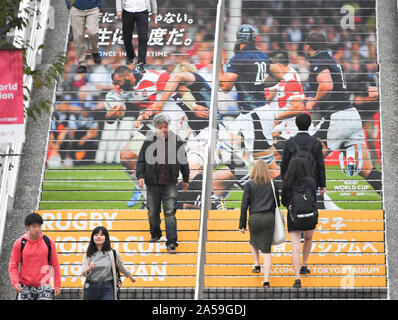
[377,0,398,300]
[0,0,69,300]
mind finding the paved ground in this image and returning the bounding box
[0,0,69,300]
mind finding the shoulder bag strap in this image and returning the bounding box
[20,238,26,264]
[270,180,279,207]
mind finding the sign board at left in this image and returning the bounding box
[0,49,25,143]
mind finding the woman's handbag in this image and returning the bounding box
[271,180,286,245]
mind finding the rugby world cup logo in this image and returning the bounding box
[338,145,363,176]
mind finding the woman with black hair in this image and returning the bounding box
[281,157,318,289]
[82,226,136,300]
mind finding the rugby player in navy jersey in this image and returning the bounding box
[304,31,382,196]
[217,24,284,198]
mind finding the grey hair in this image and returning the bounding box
[153,113,171,126]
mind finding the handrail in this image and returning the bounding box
[0,0,51,254]
[194,0,225,300]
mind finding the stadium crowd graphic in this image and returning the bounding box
[44,0,381,212]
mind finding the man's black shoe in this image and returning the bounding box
[136,62,146,73]
[126,57,135,65]
[167,244,177,254]
[92,52,101,64]
[149,236,160,242]
[77,65,87,73]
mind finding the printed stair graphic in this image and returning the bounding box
[38,209,386,288]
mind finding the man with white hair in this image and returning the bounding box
[104,65,189,207]
[136,113,190,254]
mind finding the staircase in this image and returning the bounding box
[39,208,386,299]
[36,0,386,299]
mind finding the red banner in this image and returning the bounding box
[0,49,24,142]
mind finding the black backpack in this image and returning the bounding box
[290,138,318,181]
[20,235,52,265]
[288,184,318,230]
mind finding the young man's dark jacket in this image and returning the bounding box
[136,130,190,185]
[280,132,326,188]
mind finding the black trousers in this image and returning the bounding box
[122,9,149,63]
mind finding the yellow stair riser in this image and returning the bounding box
[205,276,387,288]
[209,210,384,220]
[61,276,196,288]
[58,264,386,277]
[38,208,386,288]
[206,254,386,265]
[58,253,198,264]
[53,241,385,254]
[41,220,384,231]
[44,231,385,242]
[58,253,385,265]
[37,210,384,221]
[204,265,386,276]
[59,276,387,288]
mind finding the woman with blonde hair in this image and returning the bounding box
[239,160,280,288]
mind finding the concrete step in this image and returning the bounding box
[56,287,387,300]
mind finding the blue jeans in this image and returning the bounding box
[83,281,115,300]
[146,184,178,246]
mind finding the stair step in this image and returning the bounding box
[53,241,385,254]
[38,209,384,220]
[59,275,386,288]
[58,253,385,265]
[58,264,386,277]
[37,209,386,288]
[41,219,384,231]
[56,287,388,300]
[45,230,385,242]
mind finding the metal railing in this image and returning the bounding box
[194,0,225,300]
[0,0,51,254]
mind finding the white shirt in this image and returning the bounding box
[116,0,157,14]
[124,0,147,13]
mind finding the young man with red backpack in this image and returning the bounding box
[8,212,61,300]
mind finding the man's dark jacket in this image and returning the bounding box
[280,132,326,188]
[136,130,190,185]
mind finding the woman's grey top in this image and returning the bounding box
[87,251,113,282]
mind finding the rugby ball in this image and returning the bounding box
[105,91,126,117]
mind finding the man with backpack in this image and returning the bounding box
[280,112,326,197]
[280,112,326,288]
[8,212,61,300]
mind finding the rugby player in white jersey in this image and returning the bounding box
[104,65,189,207]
